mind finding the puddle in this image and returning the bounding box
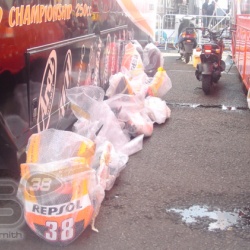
[167,205,239,231]
[222,105,237,111]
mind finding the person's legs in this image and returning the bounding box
[176,36,185,60]
[202,16,207,35]
[203,17,207,27]
[207,16,211,28]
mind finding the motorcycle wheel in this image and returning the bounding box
[185,54,190,64]
[195,64,202,81]
[202,75,212,95]
[213,76,220,83]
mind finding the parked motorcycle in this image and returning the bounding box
[176,16,197,63]
[195,26,229,95]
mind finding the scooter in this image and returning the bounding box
[195,27,229,95]
[176,16,197,63]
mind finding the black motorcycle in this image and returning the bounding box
[195,27,229,95]
[176,17,197,64]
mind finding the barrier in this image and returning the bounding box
[155,14,231,50]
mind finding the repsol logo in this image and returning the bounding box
[25,196,91,216]
[37,50,57,132]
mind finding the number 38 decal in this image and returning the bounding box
[25,173,62,197]
[45,218,75,241]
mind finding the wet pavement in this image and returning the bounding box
[2,51,250,250]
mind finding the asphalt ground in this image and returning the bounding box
[1,51,250,250]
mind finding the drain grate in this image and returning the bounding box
[166,102,250,111]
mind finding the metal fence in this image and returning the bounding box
[155,14,231,50]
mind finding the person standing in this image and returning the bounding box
[207,0,217,27]
[202,0,209,34]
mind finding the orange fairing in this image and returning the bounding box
[25,131,96,165]
[19,131,97,245]
[21,161,94,245]
[121,42,144,78]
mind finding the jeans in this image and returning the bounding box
[203,16,208,33]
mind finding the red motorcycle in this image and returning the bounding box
[195,27,229,94]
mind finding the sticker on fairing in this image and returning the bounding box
[37,50,57,132]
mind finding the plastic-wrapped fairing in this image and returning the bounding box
[147,67,172,98]
[121,42,144,78]
[143,43,163,77]
[17,129,104,246]
[144,96,171,124]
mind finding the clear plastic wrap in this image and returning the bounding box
[143,43,163,77]
[106,72,133,98]
[72,118,102,141]
[16,36,173,246]
[145,96,171,124]
[17,129,104,246]
[66,86,105,120]
[123,111,154,137]
[105,94,145,114]
[131,40,144,60]
[121,42,144,78]
[129,72,149,97]
[91,141,128,191]
[120,134,144,156]
[25,129,96,165]
[67,86,130,150]
[18,158,104,246]
[147,67,172,99]
[90,102,130,149]
[106,94,153,137]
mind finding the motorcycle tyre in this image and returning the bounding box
[195,64,202,81]
[185,54,190,64]
[202,75,212,95]
[213,76,220,83]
